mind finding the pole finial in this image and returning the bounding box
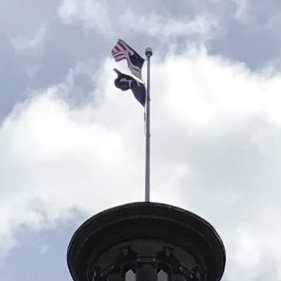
[145,47,152,57]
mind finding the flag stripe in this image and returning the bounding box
[111,39,144,80]
[115,56,142,79]
[113,52,142,73]
[113,52,128,59]
[111,40,134,56]
[118,40,134,55]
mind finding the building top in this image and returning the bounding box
[67,202,225,281]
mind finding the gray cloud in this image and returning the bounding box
[1,0,279,120]
[0,47,280,280]
[0,0,280,280]
[0,210,84,281]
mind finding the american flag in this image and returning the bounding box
[111,39,144,80]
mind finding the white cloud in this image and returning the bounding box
[9,24,48,52]
[119,12,217,40]
[231,0,250,21]
[58,0,112,34]
[0,47,280,280]
[40,244,49,254]
[156,47,281,129]
[57,0,218,40]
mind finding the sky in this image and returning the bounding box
[0,0,280,280]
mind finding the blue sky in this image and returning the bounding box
[0,0,280,280]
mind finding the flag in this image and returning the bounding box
[112,39,144,80]
[113,69,146,106]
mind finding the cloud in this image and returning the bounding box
[40,245,49,254]
[9,24,48,52]
[58,0,112,34]
[0,46,280,280]
[57,0,278,41]
[121,12,217,41]
[57,0,218,41]
[230,0,250,21]
[55,0,280,70]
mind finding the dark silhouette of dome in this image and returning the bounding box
[67,202,225,281]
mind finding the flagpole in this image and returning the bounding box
[145,47,152,202]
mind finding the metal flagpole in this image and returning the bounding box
[145,47,152,202]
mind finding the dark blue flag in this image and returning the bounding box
[113,69,146,106]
